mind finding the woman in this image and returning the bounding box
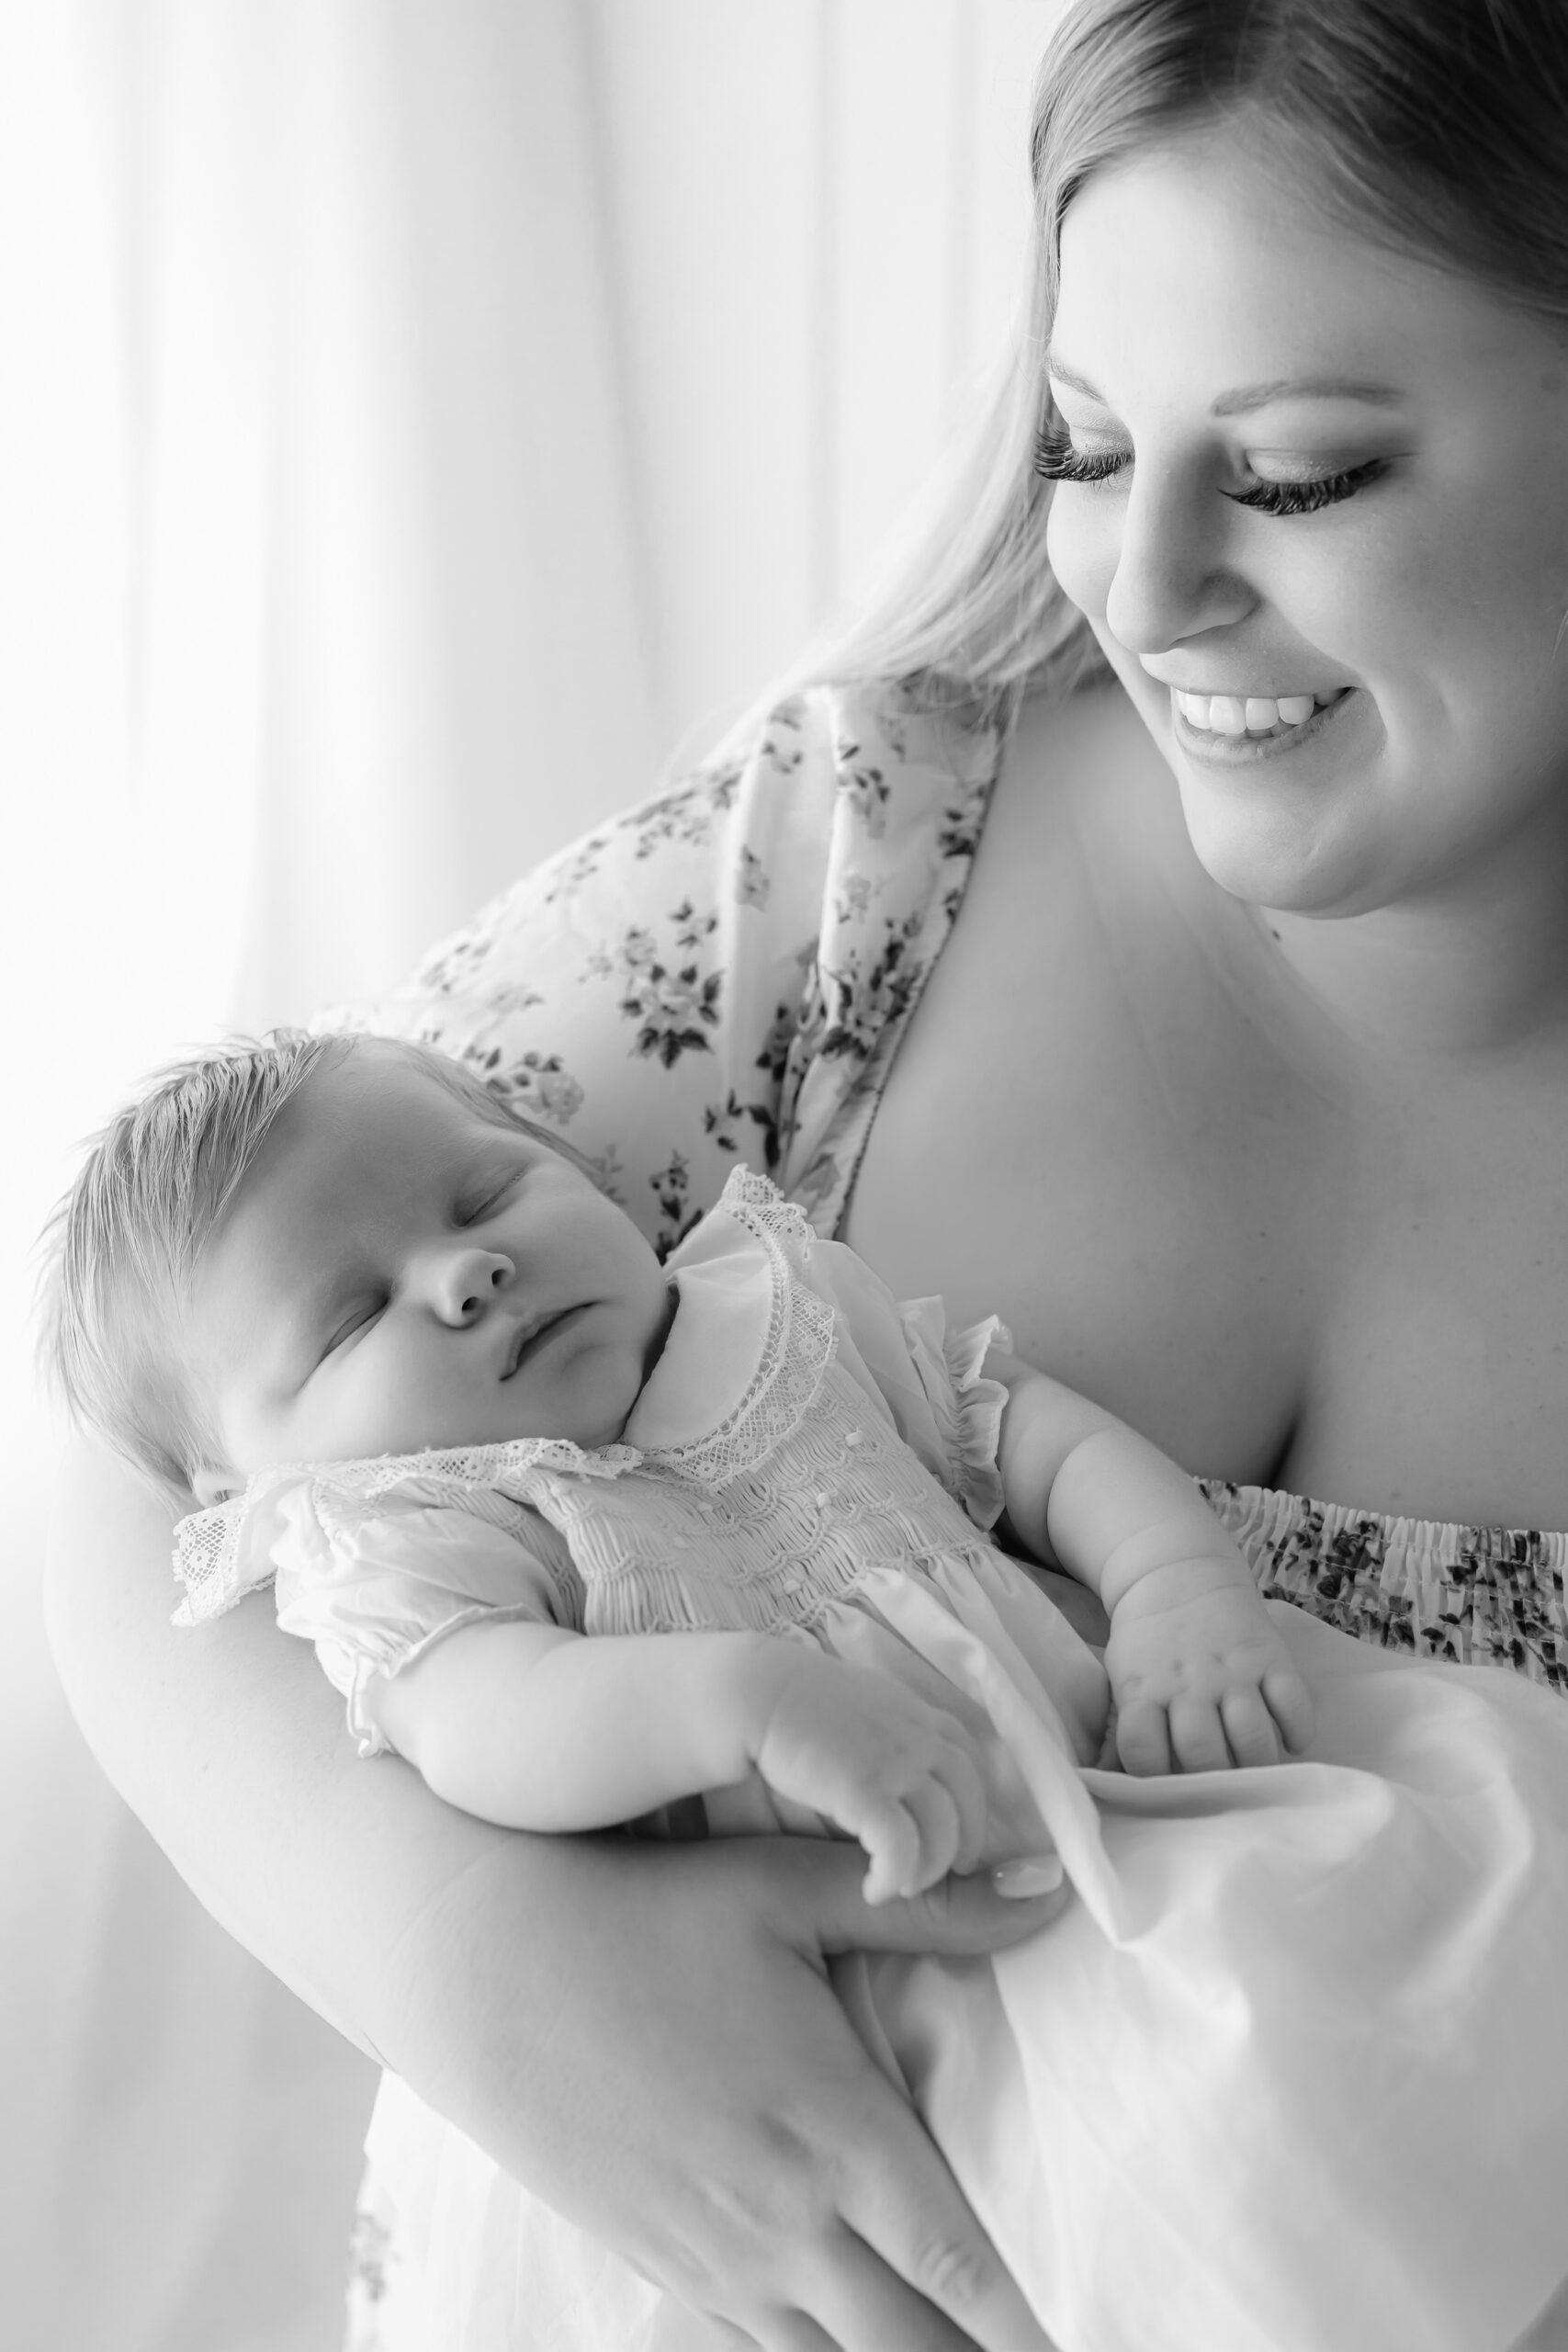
[46,1,1568,2347]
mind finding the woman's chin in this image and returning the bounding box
[1175,780,1389,918]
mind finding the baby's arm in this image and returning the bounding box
[988,1352,1314,1775]
[367,1622,990,1902]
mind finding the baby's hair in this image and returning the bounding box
[39,1029,587,1507]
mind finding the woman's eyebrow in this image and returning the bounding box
[1044,352,1409,415]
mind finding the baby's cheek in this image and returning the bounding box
[321,1351,440,1458]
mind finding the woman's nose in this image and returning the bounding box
[423,1246,515,1325]
[1101,462,1253,658]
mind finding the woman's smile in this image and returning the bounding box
[1168,683,1360,763]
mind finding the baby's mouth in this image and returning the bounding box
[501,1305,581,1379]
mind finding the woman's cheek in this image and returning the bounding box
[1044,490,1107,625]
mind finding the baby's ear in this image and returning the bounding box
[188,1462,240,1509]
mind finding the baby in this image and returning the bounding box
[45,1028,1314,1905]
[42,1030,1568,2352]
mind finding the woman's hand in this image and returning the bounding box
[404,1829,1065,2351]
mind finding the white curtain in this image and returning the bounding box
[2,5,1059,2345]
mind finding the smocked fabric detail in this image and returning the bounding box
[1201,1479,1568,1699]
[515,1173,1010,1640]
[567,1355,1008,1642]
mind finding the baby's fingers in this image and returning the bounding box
[1263,1662,1315,1757]
[858,1796,931,1905]
[1166,1695,1235,1774]
[1114,1698,1174,1778]
[935,1733,991,1878]
[1219,1686,1282,1768]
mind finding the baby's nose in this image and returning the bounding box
[431,1246,514,1323]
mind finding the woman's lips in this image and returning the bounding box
[1171,684,1359,766]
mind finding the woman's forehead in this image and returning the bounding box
[1053,141,1545,410]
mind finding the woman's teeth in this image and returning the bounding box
[1175,687,1347,737]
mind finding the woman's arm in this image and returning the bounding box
[45,1432,1061,2351]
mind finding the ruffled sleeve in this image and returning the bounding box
[269,1484,580,1759]
[796,1233,1012,1530]
[895,1300,1012,1532]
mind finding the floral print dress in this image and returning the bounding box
[328,678,1568,2352]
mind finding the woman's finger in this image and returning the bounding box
[792,1835,1069,1962]
[823,2092,1057,2352]
[561,1837,1064,2350]
[777,1847,1064,2348]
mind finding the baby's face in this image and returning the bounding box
[182,1046,676,1499]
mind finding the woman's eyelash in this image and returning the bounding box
[1235,462,1389,515]
[1032,429,1387,516]
[1032,430,1123,490]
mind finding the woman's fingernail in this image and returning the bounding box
[992,1854,1064,1898]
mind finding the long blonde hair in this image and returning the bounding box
[712,0,1568,759]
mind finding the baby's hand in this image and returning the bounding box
[1104,1560,1314,1775]
[750,1653,990,1903]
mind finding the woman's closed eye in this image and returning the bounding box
[1032,427,1390,515]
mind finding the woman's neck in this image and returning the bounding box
[1250,819,1568,1070]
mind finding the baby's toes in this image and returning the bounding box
[1219,1687,1282,1768]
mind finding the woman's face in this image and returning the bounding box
[1043,135,1568,918]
